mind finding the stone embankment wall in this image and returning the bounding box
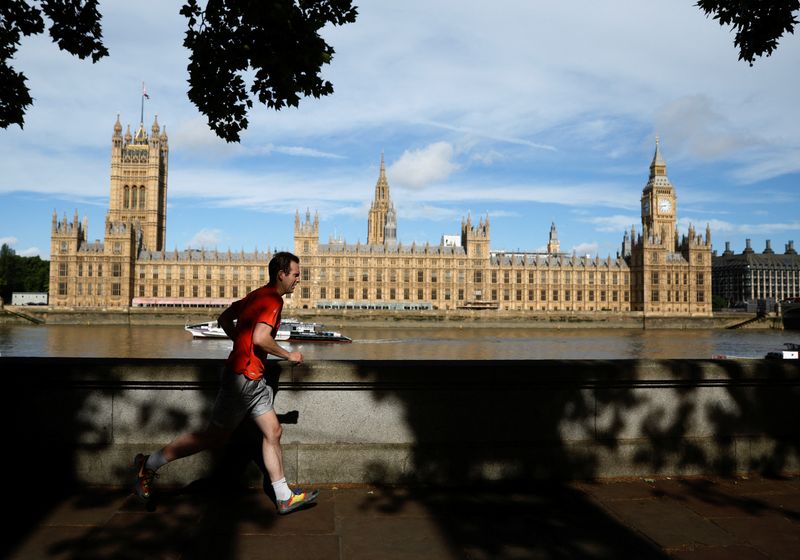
[4,357,798,486]
[6,305,783,329]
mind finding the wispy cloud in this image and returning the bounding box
[571,242,599,256]
[0,236,19,246]
[187,228,223,248]
[389,142,460,190]
[19,247,41,257]
[581,214,639,233]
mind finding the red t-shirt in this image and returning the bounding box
[225,285,283,380]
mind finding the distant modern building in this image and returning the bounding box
[712,239,800,305]
[49,118,712,316]
[11,292,48,305]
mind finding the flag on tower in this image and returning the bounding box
[142,82,150,99]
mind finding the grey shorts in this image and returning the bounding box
[209,369,274,430]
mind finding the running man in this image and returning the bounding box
[133,251,318,515]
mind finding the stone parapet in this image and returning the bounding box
[3,357,798,485]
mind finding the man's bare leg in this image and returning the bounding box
[161,423,231,462]
[253,409,318,513]
[133,424,230,501]
[253,410,284,481]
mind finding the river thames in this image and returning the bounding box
[0,323,796,360]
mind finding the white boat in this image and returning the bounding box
[185,321,227,338]
[185,320,290,341]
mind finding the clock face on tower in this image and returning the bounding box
[658,197,672,213]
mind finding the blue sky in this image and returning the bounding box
[1,1,799,260]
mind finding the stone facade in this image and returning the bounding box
[49,118,711,316]
[293,139,711,316]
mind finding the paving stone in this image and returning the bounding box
[201,490,335,535]
[182,534,340,560]
[649,481,777,519]
[712,516,800,560]
[339,515,455,560]
[718,477,799,495]
[751,491,800,520]
[668,545,769,559]
[603,498,736,549]
[574,480,659,501]
[7,526,93,560]
[333,487,432,518]
[41,488,127,527]
[75,511,196,559]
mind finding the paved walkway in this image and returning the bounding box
[6,476,800,559]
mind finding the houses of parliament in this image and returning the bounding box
[49,116,712,316]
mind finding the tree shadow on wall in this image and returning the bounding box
[341,358,799,559]
[1,356,277,560]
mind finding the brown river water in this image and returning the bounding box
[0,324,796,360]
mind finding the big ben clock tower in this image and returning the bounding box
[641,137,676,249]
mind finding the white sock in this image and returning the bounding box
[145,451,168,471]
[271,477,292,501]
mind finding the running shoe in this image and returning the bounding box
[132,453,157,501]
[276,488,319,515]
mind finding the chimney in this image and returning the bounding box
[723,241,733,256]
[764,240,774,254]
[787,240,797,255]
[743,238,754,254]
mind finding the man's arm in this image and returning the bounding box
[218,299,244,339]
[252,322,303,364]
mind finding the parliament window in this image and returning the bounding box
[516,290,522,301]
[192,286,198,297]
[492,270,497,283]
[418,270,424,283]
[206,286,211,297]
[165,286,171,297]
[589,290,595,302]
[179,286,185,297]
[491,289,497,300]
[154,286,159,297]
[112,283,120,296]
[430,288,436,299]
[334,287,341,299]
[59,263,67,277]
[78,263,83,277]
[303,287,310,299]
[540,289,546,301]
[112,263,121,277]
[320,287,326,298]
[651,290,659,302]
[418,289,424,299]
[552,290,558,301]
[474,271,482,283]
[139,285,145,297]
[362,288,368,299]
[577,290,583,301]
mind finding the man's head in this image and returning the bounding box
[268,251,301,295]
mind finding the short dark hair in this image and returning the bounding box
[268,251,300,283]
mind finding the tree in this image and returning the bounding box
[0,0,357,141]
[0,243,50,302]
[697,0,799,65]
